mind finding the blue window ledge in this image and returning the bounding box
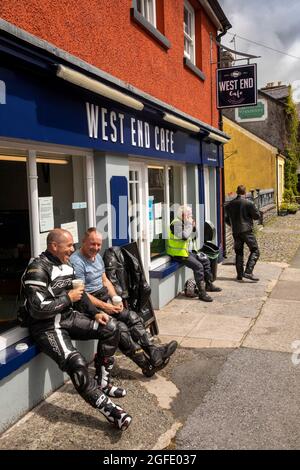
[149,260,181,279]
[0,337,39,381]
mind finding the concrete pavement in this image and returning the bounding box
[1,256,295,450]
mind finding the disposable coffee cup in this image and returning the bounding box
[112,295,122,306]
[72,279,84,289]
[15,343,29,352]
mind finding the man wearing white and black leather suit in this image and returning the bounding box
[22,228,131,431]
[225,185,261,282]
[166,205,222,302]
[70,228,177,378]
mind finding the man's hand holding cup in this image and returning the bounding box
[111,295,123,312]
[68,279,85,302]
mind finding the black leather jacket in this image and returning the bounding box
[225,196,261,235]
[22,250,97,321]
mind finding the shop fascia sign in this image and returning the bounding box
[217,64,257,109]
[235,99,268,122]
[86,102,175,154]
[0,80,6,104]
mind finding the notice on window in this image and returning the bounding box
[154,202,162,219]
[149,220,154,242]
[155,219,162,235]
[72,201,87,210]
[39,197,54,233]
[39,231,49,252]
[148,196,154,221]
[61,221,78,244]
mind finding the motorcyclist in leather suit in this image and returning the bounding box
[22,228,131,431]
[225,185,261,281]
[70,228,177,378]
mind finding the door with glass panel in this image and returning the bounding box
[128,163,148,272]
[204,166,217,242]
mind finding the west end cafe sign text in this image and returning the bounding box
[86,102,175,154]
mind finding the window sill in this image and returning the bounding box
[0,325,29,352]
[183,58,206,81]
[150,260,181,279]
[131,7,171,50]
[0,337,39,381]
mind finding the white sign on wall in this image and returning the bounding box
[39,197,54,232]
[39,231,49,252]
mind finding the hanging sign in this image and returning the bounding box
[217,64,257,109]
[235,99,268,122]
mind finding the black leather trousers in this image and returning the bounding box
[233,231,260,277]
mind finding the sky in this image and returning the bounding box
[218,0,300,102]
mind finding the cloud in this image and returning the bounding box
[219,0,300,100]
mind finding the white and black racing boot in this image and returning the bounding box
[96,394,132,431]
[94,355,126,398]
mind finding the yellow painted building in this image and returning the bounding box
[223,117,285,205]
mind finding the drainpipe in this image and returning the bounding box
[216,26,230,258]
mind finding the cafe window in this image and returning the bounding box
[37,153,88,251]
[148,164,185,261]
[0,148,93,338]
[0,153,30,334]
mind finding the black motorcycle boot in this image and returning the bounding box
[205,279,222,292]
[197,281,213,302]
[236,254,244,280]
[128,349,157,377]
[243,272,259,281]
[138,334,178,373]
[94,355,126,398]
[95,393,132,431]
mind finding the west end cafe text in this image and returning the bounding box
[86,102,175,153]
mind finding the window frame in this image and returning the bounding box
[184,0,196,65]
[137,0,157,28]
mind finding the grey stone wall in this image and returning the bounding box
[223,91,288,153]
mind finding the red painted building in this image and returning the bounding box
[0,0,230,126]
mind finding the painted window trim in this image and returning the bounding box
[131,2,171,50]
[137,0,157,27]
[183,57,206,81]
[184,0,196,64]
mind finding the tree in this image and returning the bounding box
[284,86,300,195]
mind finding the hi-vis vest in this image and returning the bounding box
[166,218,197,258]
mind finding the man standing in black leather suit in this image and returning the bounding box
[225,185,261,282]
[22,228,131,431]
[71,228,177,378]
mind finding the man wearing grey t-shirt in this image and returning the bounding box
[71,228,177,381]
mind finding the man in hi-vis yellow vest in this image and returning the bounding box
[166,205,222,302]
